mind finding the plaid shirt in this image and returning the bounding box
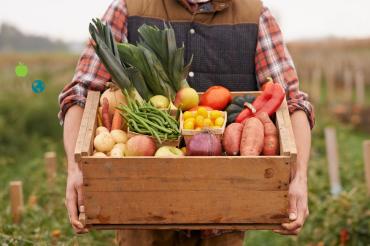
[58,0,315,129]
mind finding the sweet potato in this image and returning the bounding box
[240,117,264,156]
[223,123,243,156]
[257,112,279,155]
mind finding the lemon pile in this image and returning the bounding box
[183,107,225,130]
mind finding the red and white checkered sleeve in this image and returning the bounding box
[255,7,315,129]
[58,0,128,125]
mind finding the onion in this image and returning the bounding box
[187,132,222,156]
[100,84,127,115]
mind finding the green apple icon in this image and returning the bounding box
[15,62,29,77]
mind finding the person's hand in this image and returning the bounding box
[65,166,88,234]
[274,175,309,235]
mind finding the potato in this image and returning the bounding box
[93,152,107,157]
[110,147,125,158]
[94,132,115,152]
[96,126,109,136]
[110,130,128,144]
[223,123,243,156]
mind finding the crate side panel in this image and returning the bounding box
[82,157,290,225]
[84,190,288,224]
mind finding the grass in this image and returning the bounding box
[0,52,369,245]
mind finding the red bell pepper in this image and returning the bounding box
[261,77,274,91]
[255,83,285,118]
[235,83,285,123]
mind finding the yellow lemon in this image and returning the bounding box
[195,115,205,128]
[183,111,195,121]
[210,110,223,121]
[203,118,213,128]
[214,117,225,127]
[196,107,209,118]
[184,118,195,130]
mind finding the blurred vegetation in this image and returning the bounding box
[0,46,369,245]
[0,24,69,53]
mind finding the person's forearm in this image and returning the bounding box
[63,105,84,173]
[291,110,311,180]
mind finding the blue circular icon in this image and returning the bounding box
[32,80,45,94]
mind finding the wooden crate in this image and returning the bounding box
[75,90,297,230]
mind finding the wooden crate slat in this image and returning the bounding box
[275,100,291,156]
[85,190,288,224]
[89,224,283,230]
[82,157,290,178]
[75,90,100,161]
[81,91,100,156]
[82,157,290,191]
[281,98,298,162]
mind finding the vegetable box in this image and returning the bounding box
[75,90,297,230]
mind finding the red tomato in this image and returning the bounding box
[200,86,232,110]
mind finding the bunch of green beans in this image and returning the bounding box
[118,90,180,143]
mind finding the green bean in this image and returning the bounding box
[127,111,173,134]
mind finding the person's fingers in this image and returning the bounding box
[66,189,84,231]
[282,199,306,231]
[288,194,298,221]
[74,227,89,234]
[273,228,301,235]
[77,185,83,209]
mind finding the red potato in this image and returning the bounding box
[257,112,279,156]
[240,117,264,156]
[125,135,157,156]
[223,123,243,156]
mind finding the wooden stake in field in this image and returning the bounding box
[44,152,57,184]
[355,71,365,107]
[10,181,24,224]
[363,141,370,197]
[343,69,353,103]
[311,68,322,104]
[325,128,342,196]
[325,67,336,105]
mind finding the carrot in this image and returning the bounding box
[240,117,264,156]
[111,109,123,130]
[102,98,112,131]
[257,112,279,156]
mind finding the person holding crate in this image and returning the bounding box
[59,0,314,245]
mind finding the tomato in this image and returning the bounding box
[200,86,232,110]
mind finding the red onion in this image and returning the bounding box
[187,132,222,156]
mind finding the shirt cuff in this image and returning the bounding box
[288,100,315,129]
[58,99,86,126]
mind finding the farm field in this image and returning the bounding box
[0,41,369,245]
